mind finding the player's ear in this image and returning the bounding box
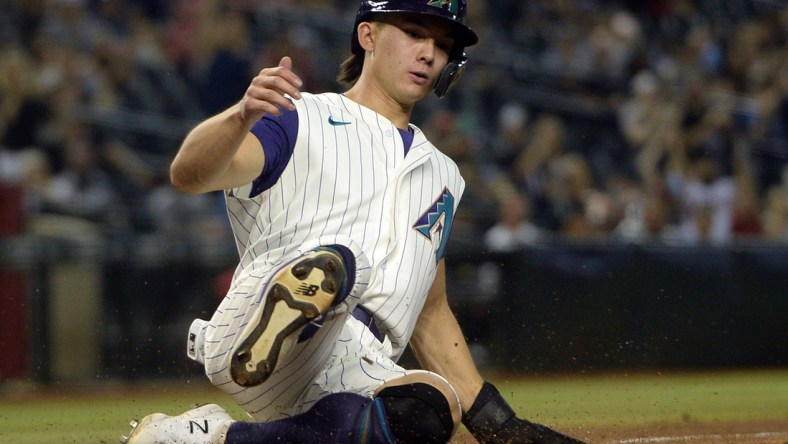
[357,22,375,53]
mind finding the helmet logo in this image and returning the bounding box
[427,0,458,14]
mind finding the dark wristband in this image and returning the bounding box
[462,382,516,437]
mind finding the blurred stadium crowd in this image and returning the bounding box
[1,0,786,251]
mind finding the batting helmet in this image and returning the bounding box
[351,0,479,97]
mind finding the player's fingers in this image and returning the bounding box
[240,92,287,118]
[278,56,303,97]
[250,74,302,105]
[249,77,299,106]
[277,56,302,89]
[257,62,302,99]
[244,82,297,114]
[254,71,302,101]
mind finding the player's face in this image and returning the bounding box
[370,13,456,103]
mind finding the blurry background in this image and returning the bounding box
[0,0,786,385]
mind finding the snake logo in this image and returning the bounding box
[413,187,455,261]
[427,0,458,14]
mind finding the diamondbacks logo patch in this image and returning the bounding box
[413,187,455,261]
[427,0,458,14]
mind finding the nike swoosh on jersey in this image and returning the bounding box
[328,116,352,126]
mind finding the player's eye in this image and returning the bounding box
[436,40,452,53]
[403,27,423,39]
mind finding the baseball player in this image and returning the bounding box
[122,1,585,443]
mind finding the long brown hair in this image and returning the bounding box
[337,53,364,89]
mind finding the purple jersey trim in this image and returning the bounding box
[399,127,414,155]
[249,108,299,197]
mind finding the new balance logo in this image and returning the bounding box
[189,420,209,434]
[296,283,320,296]
[328,116,351,126]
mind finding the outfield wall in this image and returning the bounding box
[447,243,788,373]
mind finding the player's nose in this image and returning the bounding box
[417,40,437,65]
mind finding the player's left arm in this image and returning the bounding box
[411,260,586,444]
[410,259,484,409]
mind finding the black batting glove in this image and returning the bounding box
[462,382,586,444]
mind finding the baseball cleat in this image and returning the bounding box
[120,403,233,444]
[230,247,347,387]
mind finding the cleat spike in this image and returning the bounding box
[305,308,318,318]
[235,350,250,362]
[326,260,337,272]
[271,286,282,299]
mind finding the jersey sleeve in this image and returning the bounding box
[238,107,299,198]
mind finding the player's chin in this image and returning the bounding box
[401,83,432,102]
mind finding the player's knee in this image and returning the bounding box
[200,332,234,387]
[374,371,461,443]
[184,319,232,386]
[203,356,231,388]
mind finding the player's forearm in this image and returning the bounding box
[170,105,258,194]
[411,300,484,411]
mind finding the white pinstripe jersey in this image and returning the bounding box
[225,92,465,360]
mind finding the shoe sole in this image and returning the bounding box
[230,249,345,387]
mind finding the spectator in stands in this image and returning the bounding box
[614,186,682,245]
[0,0,784,247]
[484,191,545,252]
[762,168,788,242]
[488,102,529,172]
[670,74,753,245]
[33,123,127,236]
[670,147,736,246]
[38,0,103,54]
[0,46,50,152]
[511,113,568,231]
[142,174,229,247]
[200,10,254,115]
[617,69,682,190]
[731,143,763,240]
[545,152,606,239]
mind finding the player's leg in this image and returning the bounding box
[376,371,462,441]
[228,245,354,387]
[225,371,460,444]
[192,240,371,418]
[121,376,458,444]
[225,306,462,442]
[283,318,462,442]
[225,392,376,443]
[368,370,462,443]
[126,322,460,443]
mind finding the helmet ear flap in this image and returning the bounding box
[434,52,468,98]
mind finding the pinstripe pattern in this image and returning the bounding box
[202,92,465,420]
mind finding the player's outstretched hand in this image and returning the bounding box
[239,56,303,122]
[462,382,586,444]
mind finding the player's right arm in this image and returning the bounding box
[170,57,302,194]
